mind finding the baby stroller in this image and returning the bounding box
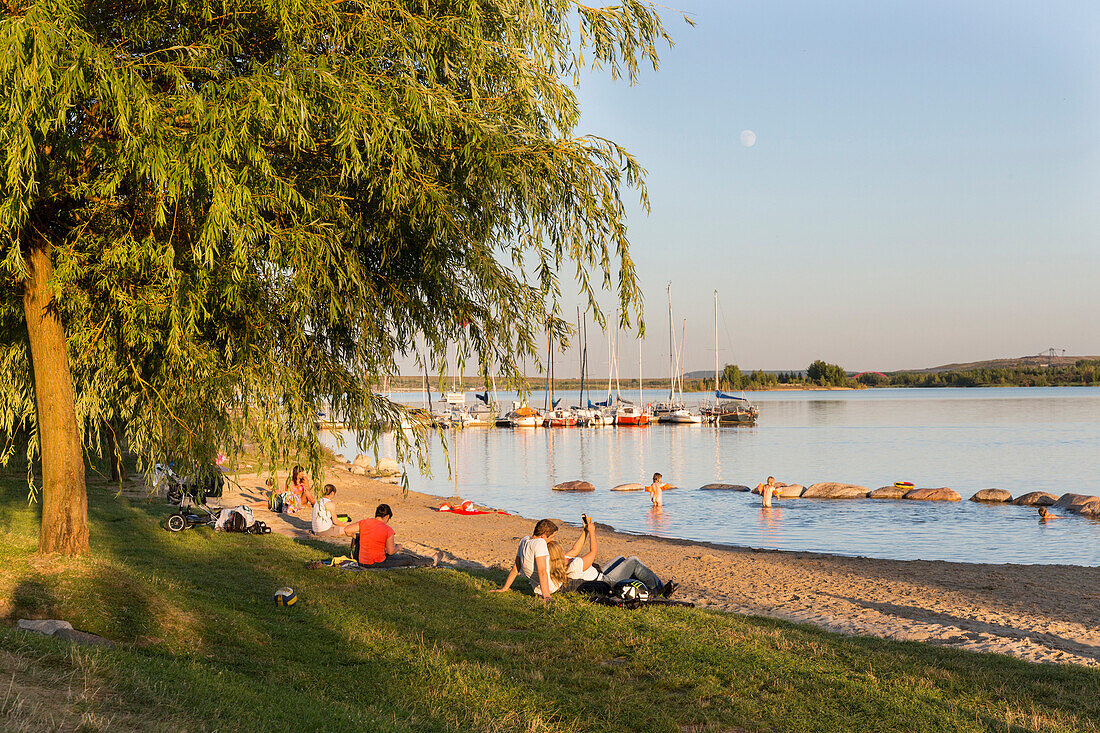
[155,463,224,506]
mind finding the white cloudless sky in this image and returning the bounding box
[549,0,1100,377]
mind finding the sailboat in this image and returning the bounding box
[571,309,600,426]
[702,290,759,425]
[542,328,576,427]
[615,334,650,426]
[661,319,702,424]
[654,286,701,424]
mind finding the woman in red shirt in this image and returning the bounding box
[343,504,439,568]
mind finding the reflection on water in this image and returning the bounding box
[321,387,1100,566]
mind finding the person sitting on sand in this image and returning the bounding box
[760,476,781,508]
[491,519,561,602]
[1038,507,1057,522]
[342,503,438,568]
[311,484,349,537]
[647,472,669,508]
[288,465,317,510]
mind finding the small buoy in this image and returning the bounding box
[274,587,298,607]
[894,481,915,490]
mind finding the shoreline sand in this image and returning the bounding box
[222,464,1100,669]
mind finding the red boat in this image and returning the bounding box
[543,408,578,427]
[614,404,650,426]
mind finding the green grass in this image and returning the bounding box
[1,476,1098,732]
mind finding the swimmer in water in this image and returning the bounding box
[760,476,781,508]
[647,472,668,508]
[1038,507,1057,522]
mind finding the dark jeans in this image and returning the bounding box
[600,556,663,591]
[359,551,433,569]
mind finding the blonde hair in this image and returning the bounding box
[545,541,568,588]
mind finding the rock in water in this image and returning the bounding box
[376,457,401,475]
[353,454,373,469]
[903,487,962,502]
[970,488,1012,503]
[553,480,595,492]
[802,482,870,499]
[1012,491,1058,507]
[699,483,751,491]
[1053,493,1100,515]
[610,483,645,492]
[869,486,908,499]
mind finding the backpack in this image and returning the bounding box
[268,491,284,513]
[224,512,247,533]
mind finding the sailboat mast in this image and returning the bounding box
[577,307,584,408]
[667,283,674,401]
[714,290,719,393]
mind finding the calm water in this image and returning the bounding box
[321,387,1100,566]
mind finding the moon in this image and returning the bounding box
[740,129,757,147]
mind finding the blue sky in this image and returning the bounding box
[559,0,1100,375]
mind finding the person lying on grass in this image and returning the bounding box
[343,504,439,568]
[491,518,576,602]
[548,517,678,597]
[492,517,677,601]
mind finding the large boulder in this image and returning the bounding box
[802,482,870,499]
[18,619,73,635]
[553,480,595,492]
[353,454,373,469]
[699,483,751,492]
[1053,493,1100,515]
[904,487,961,502]
[869,485,908,499]
[610,483,645,492]
[349,465,367,476]
[1012,491,1057,507]
[376,457,401,475]
[970,488,1012,503]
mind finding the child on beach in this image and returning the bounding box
[647,472,668,508]
[311,484,349,537]
[760,476,781,508]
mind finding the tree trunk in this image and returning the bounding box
[22,245,89,555]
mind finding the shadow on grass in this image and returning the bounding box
[4,481,1100,733]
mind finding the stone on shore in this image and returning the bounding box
[869,486,908,499]
[1053,493,1100,515]
[18,619,73,635]
[802,482,870,499]
[904,487,962,502]
[610,483,645,492]
[699,483,751,491]
[553,480,595,492]
[350,465,367,476]
[970,488,1013,503]
[1012,491,1058,507]
[376,457,401,475]
[353,454,373,469]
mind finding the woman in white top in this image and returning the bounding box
[311,484,348,537]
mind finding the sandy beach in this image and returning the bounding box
[224,464,1100,669]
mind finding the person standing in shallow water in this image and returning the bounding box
[647,472,668,508]
[760,476,781,508]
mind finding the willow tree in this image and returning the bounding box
[0,0,674,554]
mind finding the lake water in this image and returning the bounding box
[320,387,1100,566]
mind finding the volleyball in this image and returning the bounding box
[274,587,297,607]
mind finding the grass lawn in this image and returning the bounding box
[1,475,1098,732]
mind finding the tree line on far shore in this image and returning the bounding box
[703,359,1100,391]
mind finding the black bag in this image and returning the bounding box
[247,520,271,535]
[575,580,613,597]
